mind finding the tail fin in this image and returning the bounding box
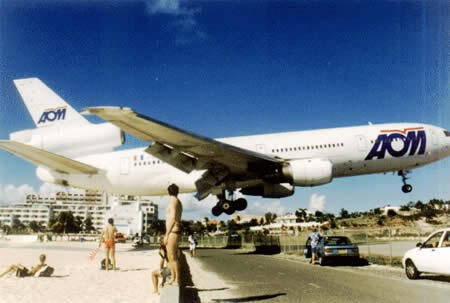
[13,78,90,127]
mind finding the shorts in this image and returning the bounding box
[311,247,318,254]
[16,267,30,278]
[189,244,196,250]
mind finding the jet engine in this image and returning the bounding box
[241,182,294,198]
[282,158,333,186]
[10,122,124,157]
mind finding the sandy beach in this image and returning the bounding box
[0,240,238,303]
[0,241,167,303]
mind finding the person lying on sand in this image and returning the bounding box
[0,254,47,278]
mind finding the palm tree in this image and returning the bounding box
[295,208,307,222]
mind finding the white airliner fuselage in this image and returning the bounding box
[37,122,450,196]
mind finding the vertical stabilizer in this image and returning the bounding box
[13,78,90,127]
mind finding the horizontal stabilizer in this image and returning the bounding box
[0,140,100,174]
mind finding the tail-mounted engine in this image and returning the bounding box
[10,122,124,157]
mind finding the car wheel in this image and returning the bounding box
[405,259,420,280]
[319,256,327,266]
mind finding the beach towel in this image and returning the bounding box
[89,247,100,261]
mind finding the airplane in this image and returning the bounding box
[1,78,449,216]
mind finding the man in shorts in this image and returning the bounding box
[308,228,321,264]
[100,218,118,271]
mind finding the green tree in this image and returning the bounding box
[83,216,95,233]
[51,211,79,234]
[226,220,239,235]
[339,208,350,219]
[11,215,25,233]
[264,212,276,224]
[400,205,410,211]
[295,208,307,222]
[315,211,325,223]
[414,201,425,210]
[149,220,166,236]
[28,221,42,233]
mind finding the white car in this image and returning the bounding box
[402,228,450,279]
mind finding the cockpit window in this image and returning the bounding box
[444,130,450,137]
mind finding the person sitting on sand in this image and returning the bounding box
[0,254,47,278]
[151,243,172,294]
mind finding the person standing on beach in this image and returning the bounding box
[188,233,197,257]
[100,218,118,271]
[164,184,183,285]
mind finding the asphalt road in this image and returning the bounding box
[193,249,450,303]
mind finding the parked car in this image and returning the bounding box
[402,228,450,280]
[304,235,359,266]
[115,233,126,243]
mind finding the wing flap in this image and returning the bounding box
[0,140,100,174]
[83,107,283,174]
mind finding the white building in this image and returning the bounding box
[106,195,158,237]
[0,203,50,228]
[0,191,158,235]
[275,213,297,224]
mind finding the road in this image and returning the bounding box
[191,249,450,303]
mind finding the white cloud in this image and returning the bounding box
[0,184,34,205]
[308,193,326,213]
[0,183,86,206]
[144,0,186,15]
[142,0,206,45]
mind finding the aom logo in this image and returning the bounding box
[37,107,67,124]
[365,127,426,160]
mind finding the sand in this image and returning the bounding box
[0,240,237,303]
[0,241,163,303]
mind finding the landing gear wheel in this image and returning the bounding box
[402,184,413,193]
[212,205,222,216]
[235,198,247,211]
[405,260,420,280]
[221,201,235,215]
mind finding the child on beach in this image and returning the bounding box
[0,254,48,278]
[151,243,172,294]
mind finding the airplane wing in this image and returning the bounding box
[83,106,284,198]
[0,140,100,174]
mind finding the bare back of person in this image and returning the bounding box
[165,194,183,284]
[102,221,118,271]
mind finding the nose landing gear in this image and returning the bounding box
[398,170,413,193]
[211,191,248,216]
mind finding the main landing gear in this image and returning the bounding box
[398,170,413,193]
[211,191,248,216]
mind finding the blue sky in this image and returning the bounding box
[0,0,448,220]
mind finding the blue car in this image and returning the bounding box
[304,235,359,266]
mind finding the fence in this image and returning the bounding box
[168,224,449,266]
